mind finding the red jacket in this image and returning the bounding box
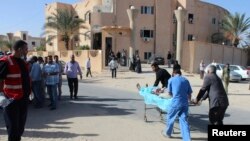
[0,55,30,100]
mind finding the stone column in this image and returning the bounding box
[174,7,186,65]
[127,6,138,70]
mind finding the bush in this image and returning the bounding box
[78,45,90,50]
[36,46,46,51]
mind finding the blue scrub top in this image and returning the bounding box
[167,75,192,108]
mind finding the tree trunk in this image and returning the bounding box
[248,49,250,66]
[233,38,239,47]
[65,40,69,50]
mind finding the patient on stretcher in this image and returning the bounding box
[136,83,172,112]
[136,83,172,99]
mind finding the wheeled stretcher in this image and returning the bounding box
[138,86,172,122]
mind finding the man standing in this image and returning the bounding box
[162,69,192,141]
[135,55,142,73]
[54,55,63,100]
[222,63,230,94]
[151,62,171,88]
[30,56,44,108]
[86,57,92,77]
[64,55,82,99]
[0,40,31,141]
[194,65,229,125]
[167,51,172,68]
[43,55,59,110]
[108,57,119,78]
[199,60,205,79]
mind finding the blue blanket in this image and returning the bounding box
[139,86,172,112]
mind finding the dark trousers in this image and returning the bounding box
[209,107,227,125]
[200,70,204,79]
[86,68,92,77]
[57,78,62,100]
[67,77,78,98]
[32,80,44,107]
[111,68,117,78]
[3,98,28,141]
[47,84,57,108]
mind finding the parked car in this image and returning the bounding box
[229,65,249,80]
[205,63,241,82]
[153,57,165,65]
[247,66,250,71]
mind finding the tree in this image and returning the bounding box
[211,32,227,44]
[221,12,250,47]
[44,9,85,50]
[36,46,46,51]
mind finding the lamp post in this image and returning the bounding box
[174,7,186,65]
[127,6,138,71]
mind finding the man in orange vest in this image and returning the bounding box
[0,40,31,141]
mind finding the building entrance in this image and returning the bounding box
[105,37,112,66]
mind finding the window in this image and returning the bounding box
[173,14,177,23]
[141,6,154,14]
[212,18,216,24]
[188,34,193,41]
[188,14,194,24]
[216,65,221,70]
[144,52,152,60]
[172,34,176,46]
[32,42,36,46]
[23,34,26,40]
[140,30,154,38]
[240,66,247,70]
[230,66,240,71]
[85,11,91,24]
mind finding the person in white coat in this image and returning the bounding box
[86,58,92,77]
[108,57,118,78]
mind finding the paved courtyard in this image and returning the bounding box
[0,64,249,141]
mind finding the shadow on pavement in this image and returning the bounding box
[0,96,138,139]
[189,114,209,133]
[24,130,86,139]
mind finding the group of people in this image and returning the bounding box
[29,53,83,110]
[148,62,229,141]
[0,40,88,141]
[108,50,142,78]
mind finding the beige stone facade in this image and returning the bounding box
[44,0,248,72]
[45,0,229,61]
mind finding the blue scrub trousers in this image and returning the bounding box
[165,106,191,141]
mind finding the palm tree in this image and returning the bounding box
[44,9,85,50]
[221,12,250,47]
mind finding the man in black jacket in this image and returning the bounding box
[151,62,171,88]
[194,65,229,125]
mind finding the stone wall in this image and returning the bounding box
[182,41,248,73]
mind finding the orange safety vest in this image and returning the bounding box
[0,55,30,100]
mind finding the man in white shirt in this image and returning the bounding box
[200,60,205,79]
[86,58,92,77]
